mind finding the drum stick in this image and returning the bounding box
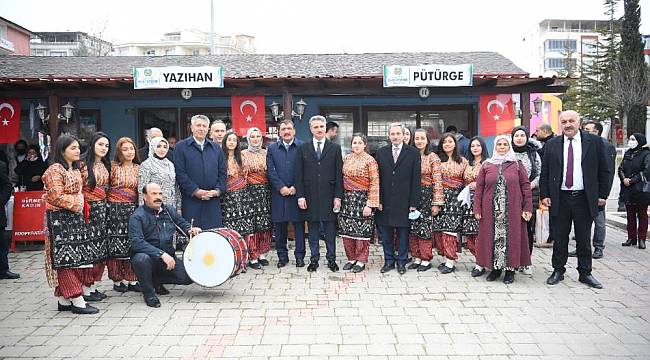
[187,218,195,261]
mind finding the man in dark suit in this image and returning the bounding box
[540,110,611,289]
[0,160,19,279]
[267,119,306,268]
[375,123,421,274]
[295,115,343,272]
[568,121,616,259]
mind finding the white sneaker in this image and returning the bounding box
[522,265,533,275]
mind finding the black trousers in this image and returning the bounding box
[551,191,593,275]
[307,220,336,262]
[274,221,306,262]
[131,252,192,297]
[0,229,9,273]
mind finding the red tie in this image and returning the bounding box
[565,138,574,189]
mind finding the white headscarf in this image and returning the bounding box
[246,127,263,153]
[486,135,518,165]
[147,136,174,173]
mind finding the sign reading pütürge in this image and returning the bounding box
[383,64,473,87]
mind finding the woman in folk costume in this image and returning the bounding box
[463,136,489,277]
[106,137,140,293]
[222,131,255,266]
[43,134,99,314]
[242,127,273,266]
[474,135,533,284]
[407,129,444,272]
[138,137,181,209]
[338,133,380,273]
[79,132,111,301]
[432,132,469,274]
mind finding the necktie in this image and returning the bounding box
[316,141,322,159]
[393,146,399,163]
[565,138,574,189]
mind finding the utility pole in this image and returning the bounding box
[210,0,216,55]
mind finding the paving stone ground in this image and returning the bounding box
[0,222,648,360]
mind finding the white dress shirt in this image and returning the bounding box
[312,137,325,153]
[392,143,403,160]
[561,131,584,191]
[193,136,205,151]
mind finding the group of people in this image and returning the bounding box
[1,108,634,314]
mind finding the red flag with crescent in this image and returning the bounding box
[479,94,515,136]
[231,96,266,136]
[0,98,21,143]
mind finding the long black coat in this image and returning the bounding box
[294,139,343,222]
[375,144,421,227]
[540,130,611,219]
[0,161,12,228]
[618,147,650,205]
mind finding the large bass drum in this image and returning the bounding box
[183,228,248,287]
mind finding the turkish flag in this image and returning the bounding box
[479,94,515,136]
[0,98,21,143]
[231,96,266,136]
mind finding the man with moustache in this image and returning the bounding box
[129,183,202,308]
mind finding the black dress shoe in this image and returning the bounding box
[307,262,319,272]
[249,262,262,270]
[128,283,142,292]
[568,250,577,257]
[470,268,486,277]
[639,240,646,250]
[155,285,170,295]
[407,262,420,270]
[296,259,305,268]
[439,265,455,274]
[578,274,603,289]
[503,270,515,284]
[417,263,432,272]
[58,302,72,311]
[94,290,107,300]
[397,265,406,274]
[592,248,604,259]
[622,239,637,246]
[144,295,161,308]
[83,292,102,302]
[327,261,339,272]
[71,304,99,314]
[0,271,20,279]
[277,261,288,268]
[259,258,270,266]
[486,269,502,281]
[113,283,128,293]
[380,264,395,273]
[351,264,365,273]
[343,262,355,271]
[437,263,446,270]
[546,270,564,285]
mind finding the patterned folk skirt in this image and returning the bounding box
[106,202,136,259]
[411,185,433,239]
[47,210,95,269]
[338,190,375,240]
[248,184,273,234]
[222,188,254,237]
[432,187,466,234]
[86,200,109,262]
[461,191,479,236]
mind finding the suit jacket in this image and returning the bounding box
[375,144,421,227]
[540,130,611,219]
[294,138,343,222]
[266,138,303,222]
[0,161,12,228]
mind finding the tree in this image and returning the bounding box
[612,0,649,137]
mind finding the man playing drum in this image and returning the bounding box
[129,183,201,307]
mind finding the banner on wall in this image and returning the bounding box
[0,98,21,144]
[133,66,224,89]
[383,64,473,87]
[479,94,516,136]
[231,96,266,136]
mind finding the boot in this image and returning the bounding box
[639,240,646,250]
[622,239,637,246]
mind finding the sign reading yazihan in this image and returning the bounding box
[134,66,224,89]
[383,64,473,87]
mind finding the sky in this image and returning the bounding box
[1,0,648,71]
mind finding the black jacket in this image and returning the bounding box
[618,147,650,205]
[15,158,47,191]
[294,138,343,222]
[128,203,190,259]
[540,130,611,219]
[0,161,12,228]
[375,144,421,227]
